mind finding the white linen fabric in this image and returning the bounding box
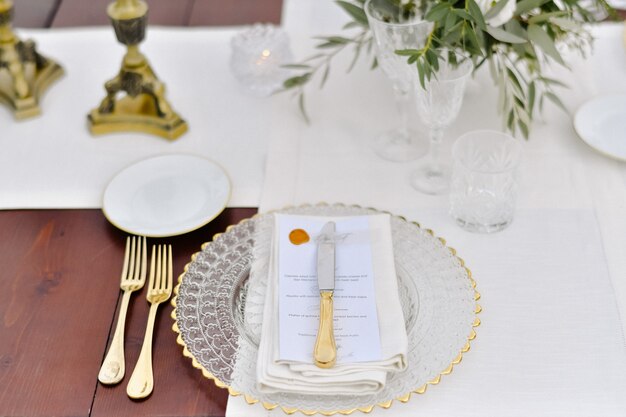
[0,27,288,209]
[227,1,626,416]
[257,213,407,395]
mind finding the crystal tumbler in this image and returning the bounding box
[449,130,523,233]
[230,24,293,97]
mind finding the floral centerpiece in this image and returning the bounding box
[282,0,615,137]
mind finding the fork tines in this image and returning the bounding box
[147,244,173,303]
[122,236,148,286]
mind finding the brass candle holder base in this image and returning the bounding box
[0,0,64,119]
[87,54,187,139]
[88,95,187,139]
[88,0,187,140]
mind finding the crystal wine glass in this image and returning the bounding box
[410,51,473,194]
[365,0,433,162]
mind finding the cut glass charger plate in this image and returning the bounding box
[172,204,481,415]
[574,94,626,162]
[103,154,231,237]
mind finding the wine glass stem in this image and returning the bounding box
[429,127,444,173]
[393,86,410,141]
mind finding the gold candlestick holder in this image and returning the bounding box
[0,0,63,119]
[88,0,187,140]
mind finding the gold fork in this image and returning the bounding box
[127,244,173,399]
[98,236,147,385]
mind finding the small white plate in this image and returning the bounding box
[103,154,231,237]
[574,94,626,161]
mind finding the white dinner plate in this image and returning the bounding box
[103,154,231,237]
[574,94,626,161]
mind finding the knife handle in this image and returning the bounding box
[314,291,336,368]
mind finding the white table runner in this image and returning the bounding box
[227,1,626,415]
[0,27,284,209]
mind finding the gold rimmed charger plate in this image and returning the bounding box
[171,203,481,415]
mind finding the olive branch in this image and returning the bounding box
[281,0,614,137]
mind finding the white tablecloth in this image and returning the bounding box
[0,26,282,208]
[227,1,626,416]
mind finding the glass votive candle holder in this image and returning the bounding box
[230,23,293,97]
[449,130,523,233]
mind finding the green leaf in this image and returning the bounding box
[446,49,459,66]
[423,58,432,77]
[426,49,440,71]
[316,41,343,49]
[465,26,484,55]
[504,19,527,39]
[527,24,564,65]
[506,68,524,98]
[320,65,331,88]
[484,0,511,21]
[298,92,310,124]
[417,59,426,89]
[443,21,464,43]
[467,0,487,30]
[475,22,486,46]
[444,11,458,33]
[544,91,568,113]
[282,64,312,70]
[486,26,527,43]
[515,0,550,15]
[395,48,421,56]
[425,3,450,21]
[528,80,536,116]
[538,76,568,88]
[518,105,531,127]
[517,119,529,138]
[475,55,488,70]
[315,36,352,44]
[527,11,568,24]
[371,57,378,69]
[507,109,515,130]
[283,73,312,89]
[522,42,537,60]
[336,1,368,26]
[342,21,362,30]
[453,9,474,22]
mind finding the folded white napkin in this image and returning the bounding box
[256,213,407,395]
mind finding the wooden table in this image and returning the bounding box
[15,0,626,28]
[1,1,281,416]
[0,209,256,417]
